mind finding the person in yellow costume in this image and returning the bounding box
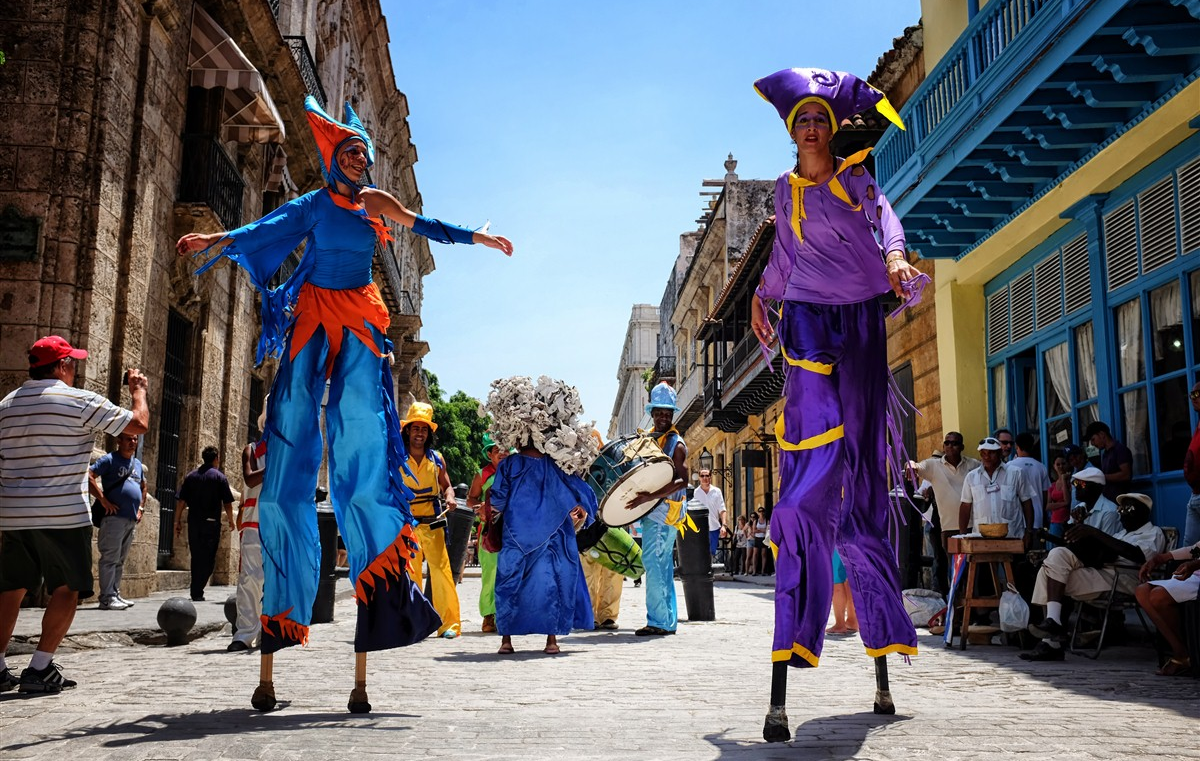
[400,403,461,638]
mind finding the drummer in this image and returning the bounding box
[624,382,689,636]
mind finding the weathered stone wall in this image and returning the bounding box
[1,0,434,600]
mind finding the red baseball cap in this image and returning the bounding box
[29,335,88,368]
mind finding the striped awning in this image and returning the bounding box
[188,6,285,144]
[264,143,296,194]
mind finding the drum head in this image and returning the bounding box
[599,459,678,527]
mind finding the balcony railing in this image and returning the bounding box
[651,355,676,384]
[720,332,760,390]
[267,0,280,18]
[178,133,244,230]
[874,0,1058,184]
[284,36,327,108]
[396,289,417,316]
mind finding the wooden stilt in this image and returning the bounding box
[251,653,277,711]
[347,651,371,713]
[873,655,895,715]
[763,661,790,743]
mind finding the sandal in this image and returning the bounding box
[497,642,515,655]
[1156,657,1192,677]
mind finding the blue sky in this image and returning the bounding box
[384,0,922,423]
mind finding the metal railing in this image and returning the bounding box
[652,355,676,382]
[676,366,702,412]
[267,0,280,18]
[154,311,191,565]
[720,331,761,388]
[874,0,1058,184]
[178,134,244,230]
[396,289,417,316]
[284,36,327,108]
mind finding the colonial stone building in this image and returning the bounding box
[0,0,435,597]
[607,304,659,441]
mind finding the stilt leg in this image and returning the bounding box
[763,662,791,743]
[251,653,277,711]
[348,651,371,713]
[873,655,895,715]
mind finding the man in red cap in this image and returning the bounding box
[0,336,148,694]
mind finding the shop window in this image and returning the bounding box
[1044,342,1069,418]
[1120,387,1150,475]
[1191,270,1200,362]
[1155,375,1191,471]
[991,364,1008,431]
[1115,298,1144,385]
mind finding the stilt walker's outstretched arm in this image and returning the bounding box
[348,652,371,713]
[252,653,277,711]
[763,662,791,743]
[873,655,895,715]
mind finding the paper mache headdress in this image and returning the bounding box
[753,68,905,134]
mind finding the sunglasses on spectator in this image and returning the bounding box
[1071,479,1094,488]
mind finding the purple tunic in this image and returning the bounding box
[756,151,903,304]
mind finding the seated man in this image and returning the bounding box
[1021,492,1166,661]
[1134,540,1200,676]
[1068,466,1121,535]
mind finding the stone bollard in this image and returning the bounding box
[158,597,197,646]
[224,594,238,627]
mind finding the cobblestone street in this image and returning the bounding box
[4,575,1199,760]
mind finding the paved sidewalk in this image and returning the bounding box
[2,575,1199,760]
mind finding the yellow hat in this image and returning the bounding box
[400,402,438,433]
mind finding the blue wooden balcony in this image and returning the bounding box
[874,0,1200,259]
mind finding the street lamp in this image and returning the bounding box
[698,447,714,474]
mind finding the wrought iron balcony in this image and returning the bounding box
[651,355,677,385]
[178,133,244,230]
[674,368,703,431]
[267,0,280,18]
[703,374,746,432]
[720,332,783,418]
[284,36,327,109]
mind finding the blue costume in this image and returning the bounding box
[490,454,595,636]
[192,97,481,653]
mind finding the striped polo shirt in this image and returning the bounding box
[0,379,134,530]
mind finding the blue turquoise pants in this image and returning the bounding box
[641,519,678,631]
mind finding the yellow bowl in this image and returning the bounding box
[979,523,1009,538]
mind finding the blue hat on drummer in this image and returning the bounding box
[645,381,680,415]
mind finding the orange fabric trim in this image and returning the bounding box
[354,524,421,606]
[261,607,309,647]
[290,282,390,378]
[327,189,394,247]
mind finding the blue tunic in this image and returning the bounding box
[490,454,595,636]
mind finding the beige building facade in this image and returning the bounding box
[0,0,434,598]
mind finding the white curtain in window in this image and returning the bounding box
[1045,343,1071,416]
[1026,368,1039,431]
[1150,281,1182,361]
[993,364,1008,430]
[1116,299,1143,386]
[1075,322,1098,401]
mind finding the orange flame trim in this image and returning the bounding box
[290,282,391,378]
[260,607,310,647]
[354,524,421,606]
[326,189,395,247]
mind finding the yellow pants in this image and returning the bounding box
[583,554,623,624]
[408,523,461,635]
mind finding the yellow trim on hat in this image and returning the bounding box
[871,89,907,131]
[787,96,838,135]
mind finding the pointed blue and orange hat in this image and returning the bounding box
[753,68,905,135]
[304,95,374,190]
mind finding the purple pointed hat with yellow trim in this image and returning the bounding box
[753,68,905,134]
[304,95,374,187]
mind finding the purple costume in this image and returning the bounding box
[753,68,919,668]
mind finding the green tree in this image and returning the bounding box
[423,370,489,488]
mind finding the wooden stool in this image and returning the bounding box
[947,537,1022,650]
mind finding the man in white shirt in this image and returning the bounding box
[0,336,148,694]
[908,431,979,595]
[693,469,727,562]
[1068,466,1121,536]
[959,437,1036,546]
[1022,493,1165,661]
[1010,432,1052,530]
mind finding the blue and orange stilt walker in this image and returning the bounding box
[177,96,513,713]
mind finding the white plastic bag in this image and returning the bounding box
[902,588,945,627]
[999,583,1030,633]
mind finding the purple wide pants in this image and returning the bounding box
[770,298,917,667]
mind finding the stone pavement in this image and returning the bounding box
[3,574,1199,760]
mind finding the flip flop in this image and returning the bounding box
[497,643,515,655]
[543,644,561,654]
